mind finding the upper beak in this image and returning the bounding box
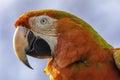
[13,26,52,69]
[13,26,33,69]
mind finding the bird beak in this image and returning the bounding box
[13,26,52,69]
[13,26,33,69]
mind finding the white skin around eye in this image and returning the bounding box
[29,15,57,29]
[28,15,57,36]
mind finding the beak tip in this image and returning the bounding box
[22,59,34,70]
[20,60,33,70]
[26,64,34,70]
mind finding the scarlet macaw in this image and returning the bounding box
[13,9,120,80]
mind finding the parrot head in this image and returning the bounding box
[13,9,113,69]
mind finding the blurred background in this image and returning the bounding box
[0,0,120,80]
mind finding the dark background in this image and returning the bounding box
[0,0,120,80]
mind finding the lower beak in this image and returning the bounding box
[13,26,51,69]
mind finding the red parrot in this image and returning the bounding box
[13,9,120,80]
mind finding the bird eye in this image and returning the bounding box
[40,18,48,25]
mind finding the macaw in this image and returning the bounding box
[13,9,120,80]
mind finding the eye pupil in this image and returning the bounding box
[40,18,48,25]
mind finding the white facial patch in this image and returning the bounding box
[29,15,57,29]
